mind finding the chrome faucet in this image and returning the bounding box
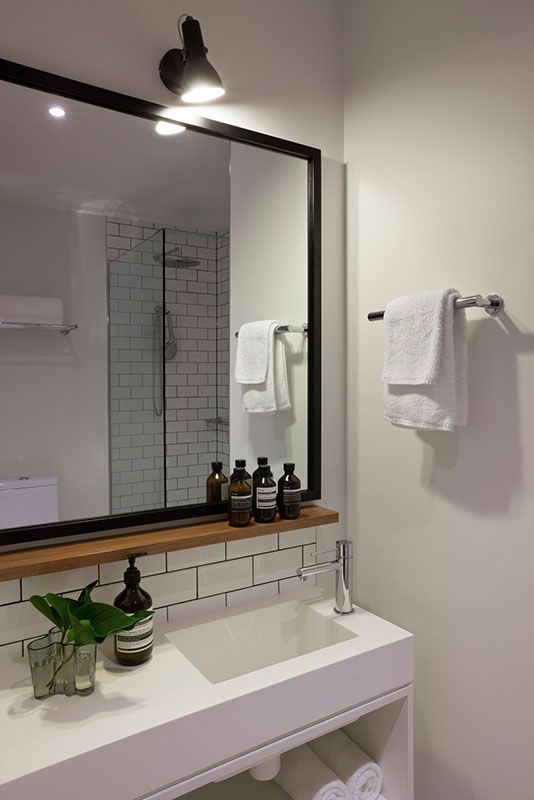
[296,539,354,615]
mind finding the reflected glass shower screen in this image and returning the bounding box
[108,229,166,515]
[108,225,230,515]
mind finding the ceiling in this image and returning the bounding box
[0,80,230,232]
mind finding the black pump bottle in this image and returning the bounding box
[114,553,153,666]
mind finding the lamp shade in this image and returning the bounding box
[159,16,225,103]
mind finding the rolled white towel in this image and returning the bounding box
[274,744,348,800]
[309,730,382,800]
[0,294,63,325]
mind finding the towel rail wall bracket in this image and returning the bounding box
[367,293,503,321]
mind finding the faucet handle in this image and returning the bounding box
[315,540,352,559]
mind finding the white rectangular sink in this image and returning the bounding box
[166,598,357,683]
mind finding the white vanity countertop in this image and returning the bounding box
[0,592,413,800]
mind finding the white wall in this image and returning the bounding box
[0,203,109,522]
[344,1,534,797]
[230,143,308,485]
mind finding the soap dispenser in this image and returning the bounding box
[114,553,153,666]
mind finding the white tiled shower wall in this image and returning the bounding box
[108,220,230,513]
[0,528,317,660]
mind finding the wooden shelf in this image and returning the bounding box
[0,506,339,582]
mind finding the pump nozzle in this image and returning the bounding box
[127,551,147,568]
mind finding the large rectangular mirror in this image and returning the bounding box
[0,60,321,546]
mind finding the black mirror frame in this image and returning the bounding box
[0,58,321,548]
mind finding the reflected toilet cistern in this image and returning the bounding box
[296,539,354,614]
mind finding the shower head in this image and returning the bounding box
[154,245,200,268]
[168,256,200,268]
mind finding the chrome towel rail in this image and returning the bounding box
[234,322,308,337]
[367,294,503,321]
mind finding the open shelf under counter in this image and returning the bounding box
[0,505,339,581]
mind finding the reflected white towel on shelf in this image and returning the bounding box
[382,288,467,431]
[310,730,383,800]
[274,744,348,800]
[236,320,291,413]
[0,294,63,325]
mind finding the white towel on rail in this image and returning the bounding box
[381,288,467,431]
[274,744,348,800]
[309,730,383,800]
[235,320,291,413]
[0,294,63,325]
[235,319,277,383]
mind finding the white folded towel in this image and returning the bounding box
[0,294,63,325]
[381,288,467,431]
[309,731,382,800]
[235,320,277,383]
[274,744,348,800]
[235,320,291,413]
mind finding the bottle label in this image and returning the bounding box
[115,611,153,653]
[256,487,277,509]
[221,483,229,502]
[283,488,301,504]
[230,493,252,512]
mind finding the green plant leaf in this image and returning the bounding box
[45,593,85,632]
[67,608,98,646]
[77,580,99,605]
[73,602,153,643]
[29,595,62,628]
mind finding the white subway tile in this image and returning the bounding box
[88,583,120,605]
[99,554,166,585]
[0,641,22,663]
[227,582,278,608]
[303,544,316,566]
[0,601,50,646]
[22,566,99,600]
[254,548,303,584]
[153,607,168,625]
[279,527,317,549]
[198,558,252,597]
[226,534,278,560]
[142,569,196,607]
[167,594,226,623]
[280,575,315,592]
[0,580,20,605]
[167,543,225,571]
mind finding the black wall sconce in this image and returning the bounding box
[159,15,225,103]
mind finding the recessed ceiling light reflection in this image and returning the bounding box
[48,106,66,118]
[155,120,186,136]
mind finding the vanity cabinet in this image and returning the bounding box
[152,688,413,800]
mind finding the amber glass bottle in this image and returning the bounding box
[231,459,252,489]
[114,553,153,666]
[252,456,273,487]
[206,461,228,503]
[228,461,252,527]
[254,464,278,523]
[277,462,302,519]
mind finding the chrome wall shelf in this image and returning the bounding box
[0,322,78,335]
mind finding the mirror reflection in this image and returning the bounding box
[0,79,309,532]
